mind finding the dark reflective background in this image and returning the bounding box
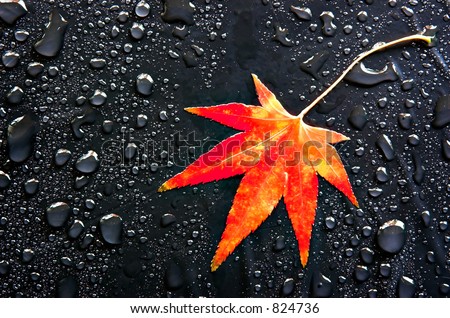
[0,0,449,297]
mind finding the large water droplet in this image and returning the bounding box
[348,105,368,130]
[398,276,416,297]
[320,11,336,37]
[161,0,195,25]
[161,213,176,227]
[34,9,69,57]
[0,0,27,25]
[377,219,406,254]
[135,0,150,18]
[7,114,39,163]
[376,134,395,161]
[0,170,11,189]
[46,202,71,228]
[432,95,450,128]
[345,62,398,86]
[136,73,154,96]
[310,272,332,297]
[281,278,295,296]
[290,6,312,21]
[75,150,99,174]
[100,214,123,244]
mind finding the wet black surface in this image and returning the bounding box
[0,0,449,298]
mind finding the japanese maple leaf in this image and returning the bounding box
[157,32,433,272]
[159,74,358,271]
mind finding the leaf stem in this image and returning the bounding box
[297,34,433,120]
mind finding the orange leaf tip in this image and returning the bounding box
[158,182,171,192]
[300,250,309,267]
[185,107,199,114]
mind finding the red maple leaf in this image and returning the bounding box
[159,75,358,271]
[158,32,433,271]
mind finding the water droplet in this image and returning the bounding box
[46,202,71,228]
[0,260,11,276]
[136,73,154,96]
[272,24,294,47]
[421,210,431,227]
[380,263,391,277]
[159,213,177,228]
[376,167,389,183]
[182,51,198,67]
[401,79,414,91]
[27,62,44,77]
[161,0,195,25]
[273,235,286,251]
[0,171,11,192]
[100,214,123,244]
[300,51,329,79]
[54,148,71,166]
[325,216,336,230]
[368,187,383,198]
[0,0,27,25]
[89,89,107,106]
[320,11,336,37]
[442,139,450,160]
[439,283,450,295]
[89,58,106,69]
[173,25,189,39]
[130,22,145,40]
[7,114,39,163]
[377,219,406,254]
[75,150,100,174]
[117,11,129,23]
[310,272,332,297]
[24,178,39,195]
[412,153,425,184]
[281,278,295,296]
[34,9,68,57]
[2,50,19,68]
[6,86,24,104]
[71,107,97,139]
[376,134,395,161]
[135,0,150,18]
[357,11,369,22]
[290,6,312,21]
[360,247,375,264]
[157,111,168,122]
[398,276,416,297]
[102,120,114,134]
[398,113,412,130]
[354,265,370,282]
[345,62,398,86]
[432,95,450,129]
[22,249,35,263]
[14,29,29,42]
[348,105,368,130]
[401,6,414,17]
[124,143,138,159]
[68,220,85,239]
